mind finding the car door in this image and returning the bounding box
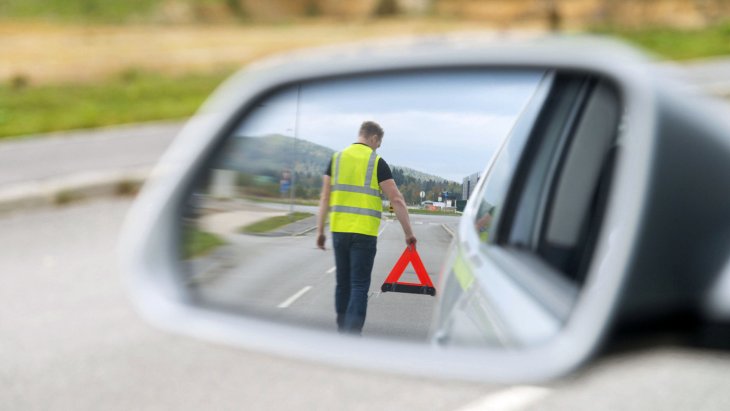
[432,72,622,348]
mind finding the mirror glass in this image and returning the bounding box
[179,69,622,347]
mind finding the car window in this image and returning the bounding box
[471,72,555,243]
[497,75,621,284]
[537,79,621,283]
[499,74,592,248]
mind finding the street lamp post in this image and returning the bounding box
[289,84,302,215]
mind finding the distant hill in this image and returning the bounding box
[394,165,457,185]
[218,134,334,177]
[219,134,452,182]
[216,134,461,203]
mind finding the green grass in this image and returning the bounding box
[0,0,160,22]
[0,69,232,139]
[596,22,730,60]
[183,226,226,259]
[242,195,319,207]
[240,212,313,234]
[0,0,253,23]
[406,208,461,216]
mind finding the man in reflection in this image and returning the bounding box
[316,121,416,335]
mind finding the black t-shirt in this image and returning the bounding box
[324,144,393,183]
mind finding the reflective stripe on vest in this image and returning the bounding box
[329,144,383,236]
[331,205,382,219]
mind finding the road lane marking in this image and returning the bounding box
[277,286,313,308]
[326,266,336,274]
[456,386,552,411]
[377,220,390,237]
[441,223,456,238]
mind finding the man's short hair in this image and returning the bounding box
[359,121,384,139]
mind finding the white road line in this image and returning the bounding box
[377,220,390,237]
[455,386,552,411]
[441,223,456,238]
[277,286,313,308]
[326,266,336,274]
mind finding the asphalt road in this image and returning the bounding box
[191,210,456,341]
[674,57,730,96]
[4,198,730,410]
[0,121,180,186]
[0,198,495,410]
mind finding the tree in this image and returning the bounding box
[225,0,248,19]
[545,0,562,32]
[373,0,400,17]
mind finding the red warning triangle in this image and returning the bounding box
[380,245,436,296]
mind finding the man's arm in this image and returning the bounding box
[380,179,416,247]
[316,175,331,250]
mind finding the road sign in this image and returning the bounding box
[279,180,290,193]
[419,191,425,199]
[381,246,436,296]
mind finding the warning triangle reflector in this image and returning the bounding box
[380,245,436,296]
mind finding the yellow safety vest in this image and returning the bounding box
[329,144,383,236]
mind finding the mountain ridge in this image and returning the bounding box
[225,134,457,183]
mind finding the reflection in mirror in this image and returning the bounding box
[179,69,620,347]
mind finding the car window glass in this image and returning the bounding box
[537,79,621,282]
[472,72,554,243]
[502,75,590,249]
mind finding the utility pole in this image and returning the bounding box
[290,84,302,215]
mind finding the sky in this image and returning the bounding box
[236,69,545,181]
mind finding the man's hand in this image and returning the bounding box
[317,234,327,250]
[406,235,417,249]
[380,179,417,251]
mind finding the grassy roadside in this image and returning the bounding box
[0,69,232,138]
[240,212,313,234]
[184,226,226,259]
[595,21,730,60]
[0,0,160,23]
[243,195,319,207]
[406,208,461,216]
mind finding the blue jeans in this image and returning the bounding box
[332,232,377,334]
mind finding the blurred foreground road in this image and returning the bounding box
[0,121,180,186]
[3,198,730,410]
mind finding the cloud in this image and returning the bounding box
[235,70,543,181]
[301,110,516,181]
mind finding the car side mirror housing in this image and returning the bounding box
[119,35,730,382]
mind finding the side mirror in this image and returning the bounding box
[119,36,730,382]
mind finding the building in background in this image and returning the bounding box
[462,172,480,201]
